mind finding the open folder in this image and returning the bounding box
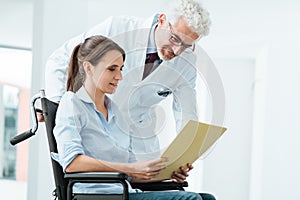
[155,120,227,180]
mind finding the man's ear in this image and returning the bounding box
[158,14,167,26]
[83,61,92,75]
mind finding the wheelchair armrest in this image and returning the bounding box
[65,172,129,200]
[130,180,188,191]
[65,172,128,180]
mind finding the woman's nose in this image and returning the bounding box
[115,70,122,80]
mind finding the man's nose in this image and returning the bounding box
[172,45,184,56]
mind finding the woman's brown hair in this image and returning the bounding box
[66,35,125,92]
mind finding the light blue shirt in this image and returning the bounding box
[52,86,137,194]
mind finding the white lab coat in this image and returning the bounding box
[45,15,199,160]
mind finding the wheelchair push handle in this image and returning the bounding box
[10,89,46,146]
[10,129,35,145]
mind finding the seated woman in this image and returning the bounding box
[52,35,201,200]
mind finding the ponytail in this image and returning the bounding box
[67,44,82,92]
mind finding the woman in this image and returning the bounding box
[52,35,201,200]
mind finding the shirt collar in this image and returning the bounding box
[76,86,93,104]
[75,86,115,121]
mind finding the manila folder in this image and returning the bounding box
[155,120,227,180]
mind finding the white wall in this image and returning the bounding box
[260,41,300,200]
[201,1,300,199]
[201,58,255,199]
[0,0,33,48]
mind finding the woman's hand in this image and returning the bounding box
[171,163,193,183]
[128,157,168,182]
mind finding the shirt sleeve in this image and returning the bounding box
[45,17,114,101]
[53,92,86,171]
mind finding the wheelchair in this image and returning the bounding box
[10,89,215,200]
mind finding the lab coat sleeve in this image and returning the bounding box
[45,17,114,101]
[128,129,137,163]
[172,66,199,133]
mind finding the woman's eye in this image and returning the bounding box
[108,68,115,71]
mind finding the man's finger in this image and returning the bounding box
[187,163,194,171]
[176,170,187,178]
[179,167,189,176]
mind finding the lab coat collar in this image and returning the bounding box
[146,14,159,54]
[136,14,160,51]
[141,14,159,30]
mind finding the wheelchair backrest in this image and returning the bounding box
[41,97,68,200]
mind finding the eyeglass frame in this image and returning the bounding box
[168,22,195,52]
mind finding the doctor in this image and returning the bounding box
[45,0,211,160]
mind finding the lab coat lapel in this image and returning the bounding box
[125,14,159,83]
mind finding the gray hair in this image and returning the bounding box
[166,0,211,37]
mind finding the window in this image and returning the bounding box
[0,47,32,182]
[1,86,19,179]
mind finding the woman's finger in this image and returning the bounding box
[149,157,169,166]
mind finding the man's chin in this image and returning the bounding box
[158,51,176,61]
[163,55,176,61]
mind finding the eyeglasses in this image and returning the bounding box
[168,23,195,53]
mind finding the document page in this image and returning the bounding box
[155,120,227,180]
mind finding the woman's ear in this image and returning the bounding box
[83,61,92,75]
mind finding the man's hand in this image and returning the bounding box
[36,101,59,122]
[171,163,194,183]
[35,108,45,122]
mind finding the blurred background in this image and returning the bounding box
[0,0,299,199]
